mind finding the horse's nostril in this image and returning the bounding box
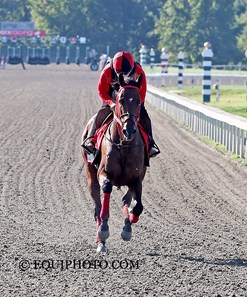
[123,129,128,137]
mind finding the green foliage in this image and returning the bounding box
[154,0,241,64]
[154,0,192,61]
[0,0,246,63]
[190,0,240,64]
[24,0,162,56]
[0,0,31,21]
[28,0,87,36]
[234,0,247,53]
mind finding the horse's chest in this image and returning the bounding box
[105,149,144,180]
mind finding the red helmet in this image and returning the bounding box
[113,51,135,75]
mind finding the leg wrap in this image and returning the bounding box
[100,193,110,221]
[130,203,143,223]
[129,213,139,223]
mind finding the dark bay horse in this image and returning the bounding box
[81,74,146,253]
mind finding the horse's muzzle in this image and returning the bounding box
[123,126,136,141]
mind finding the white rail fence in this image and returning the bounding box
[146,73,247,87]
[146,85,247,159]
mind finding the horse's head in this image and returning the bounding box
[114,74,143,141]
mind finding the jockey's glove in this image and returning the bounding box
[112,82,120,91]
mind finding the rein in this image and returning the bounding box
[105,123,136,149]
[106,85,141,149]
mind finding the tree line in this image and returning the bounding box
[0,0,246,64]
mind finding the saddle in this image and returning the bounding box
[89,115,150,167]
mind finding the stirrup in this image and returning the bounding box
[81,138,95,155]
[149,143,160,158]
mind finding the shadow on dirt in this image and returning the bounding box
[180,256,247,267]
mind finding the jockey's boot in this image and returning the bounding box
[82,105,113,155]
[149,138,160,158]
[139,104,160,158]
[84,141,95,155]
[82,121,97,155]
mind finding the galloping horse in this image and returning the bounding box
[81,74,147,253]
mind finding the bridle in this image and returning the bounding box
[106,85,141,148]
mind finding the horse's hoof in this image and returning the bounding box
[98,229,110,242]
[98,221,110,242]
[96,242,108,253]
[120,221,132,241]
[120,229,132,241]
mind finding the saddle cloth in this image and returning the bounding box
[92,119,149,160]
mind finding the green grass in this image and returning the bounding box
[199,135,247,164]
[160,85,247,118]
[143,65,247,75]
[144,65,247,117]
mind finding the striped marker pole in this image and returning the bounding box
[160,47,169,73]
[150,48,155,68]
[245,50,247,112]
[177,51,185,88]
[139,45,147,65]
[202,42,213,103]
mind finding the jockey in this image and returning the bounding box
[84,50,160,158]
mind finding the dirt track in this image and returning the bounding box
[0,64,247,297]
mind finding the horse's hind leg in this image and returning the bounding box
[121,189,133,241]
[82,120,107,253]
[81,148,104,250]
[86,166,108,253]
[120,182,143,241]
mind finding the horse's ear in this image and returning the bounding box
[118,73,125,87]
[137,73,143,88]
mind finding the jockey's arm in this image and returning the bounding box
[97,68,115,108]
[136,65,147,104]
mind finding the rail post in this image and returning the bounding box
[202,42,213,103]
[56,46,60,65]
[65,46,70,65]
[177,51,185,88]
[150,48,155,69]
[75,46,80,66]
[139,45,147,65]
[160,47,169,73]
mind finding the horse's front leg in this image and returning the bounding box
[97,169,112,245]
[121,189,133,241]
[129,181,143,224]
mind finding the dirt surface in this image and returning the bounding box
[0,64,247,297]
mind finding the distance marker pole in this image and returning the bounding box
[202,42,213,103]
[177,51,185,88]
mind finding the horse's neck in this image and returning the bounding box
[111,119,122,141]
